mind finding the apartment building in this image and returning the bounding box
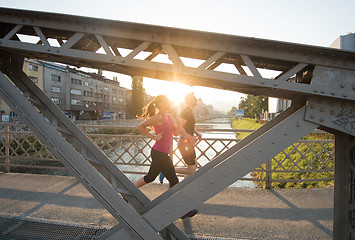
[0,59,44,121]
[0,59,127,121]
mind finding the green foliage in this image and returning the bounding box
[128,76,145,118]
[230,117,264,139]
[230,117,335,189]
[238,94,268,119]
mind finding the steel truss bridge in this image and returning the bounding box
[0,8,354,240]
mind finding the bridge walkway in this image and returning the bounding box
[0,173,333,240]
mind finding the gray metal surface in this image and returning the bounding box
[0,7,354,239]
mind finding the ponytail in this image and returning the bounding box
[138,100,157,119]
[137,95,169,119]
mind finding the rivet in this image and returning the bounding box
[188,196,192,200]
[222,173,227,177]
[310,104,315,109]
[283,133,288,136]
[343,94,347,98]
[261,80,265,84]
[176,203,181,207]
[353,85,355,90]
[313,89,318,93]
[271,141,275,144]
[210,180,215,184]
[56,50,60,53]
[247,158,251,161]
[296,122,301,127]
[121,60,125,63]
[321,90,326,94]
[199,188,203,192]
[310,114,315,119]
[340,83,345,88]
[273,83,278,86]
[329,102,334,106]
[317,99,323,104]
[320,117,325,122]
[111,58,115,62]
[320,108,324,112]
[258,150,262,153]
[330,110,335,115]
[165,210,169,214]
[331,91,335,95]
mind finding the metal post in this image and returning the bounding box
[5,124,10,173]
[265,159,272,189]
[333,132,351,240]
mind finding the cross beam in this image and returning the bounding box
[0,7,355,239]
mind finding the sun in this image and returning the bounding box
[144,78,192,106]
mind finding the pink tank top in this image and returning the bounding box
[153,114,174,154]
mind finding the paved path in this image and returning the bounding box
[0,173,333,239]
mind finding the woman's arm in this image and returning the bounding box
[137,114,162,140]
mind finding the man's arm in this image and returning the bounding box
[177,117,197,144]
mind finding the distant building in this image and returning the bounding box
[267,97,291,119]
[266,33,355,120]
[0,59,128,122]
[0,59,44,122]
[330,33,355,52]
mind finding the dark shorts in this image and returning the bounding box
[178,138,196,165]
[144,148,178,187]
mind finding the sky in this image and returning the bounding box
[2,0,355,112]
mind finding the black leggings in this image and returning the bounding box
[144,148,179,187]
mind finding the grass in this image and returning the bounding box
[230,117,334,189]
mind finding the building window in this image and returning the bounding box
[29,76,38,83]
[84,81,93,88]
[112,96,117,102]
[112,88,117,93]
[95,93,103,99]
[51,86,61,93]
[51,74,61,82]
[70,89,82,95]
[104,95,109,100]
[71,99,82,105]
[104,87,109,91]
[29,64,38,71]
[71,78,82,85]
[119,97,124,102]
[84,91,93,97]
[51,98,61,104]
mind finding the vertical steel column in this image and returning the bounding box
[333,133,355,239]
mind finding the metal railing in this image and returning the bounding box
[0,123,334,188]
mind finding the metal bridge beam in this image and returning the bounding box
[0,7,355,239]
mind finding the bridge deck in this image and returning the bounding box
[0,173,333,240]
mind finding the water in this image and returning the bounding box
[196,118,255,188]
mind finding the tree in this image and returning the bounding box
[128,76,145,118]
[238,94,268,119]
[228,106,237,118]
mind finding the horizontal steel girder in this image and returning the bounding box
[0,8,355,102]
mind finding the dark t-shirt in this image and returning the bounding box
[180,107,195,135]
